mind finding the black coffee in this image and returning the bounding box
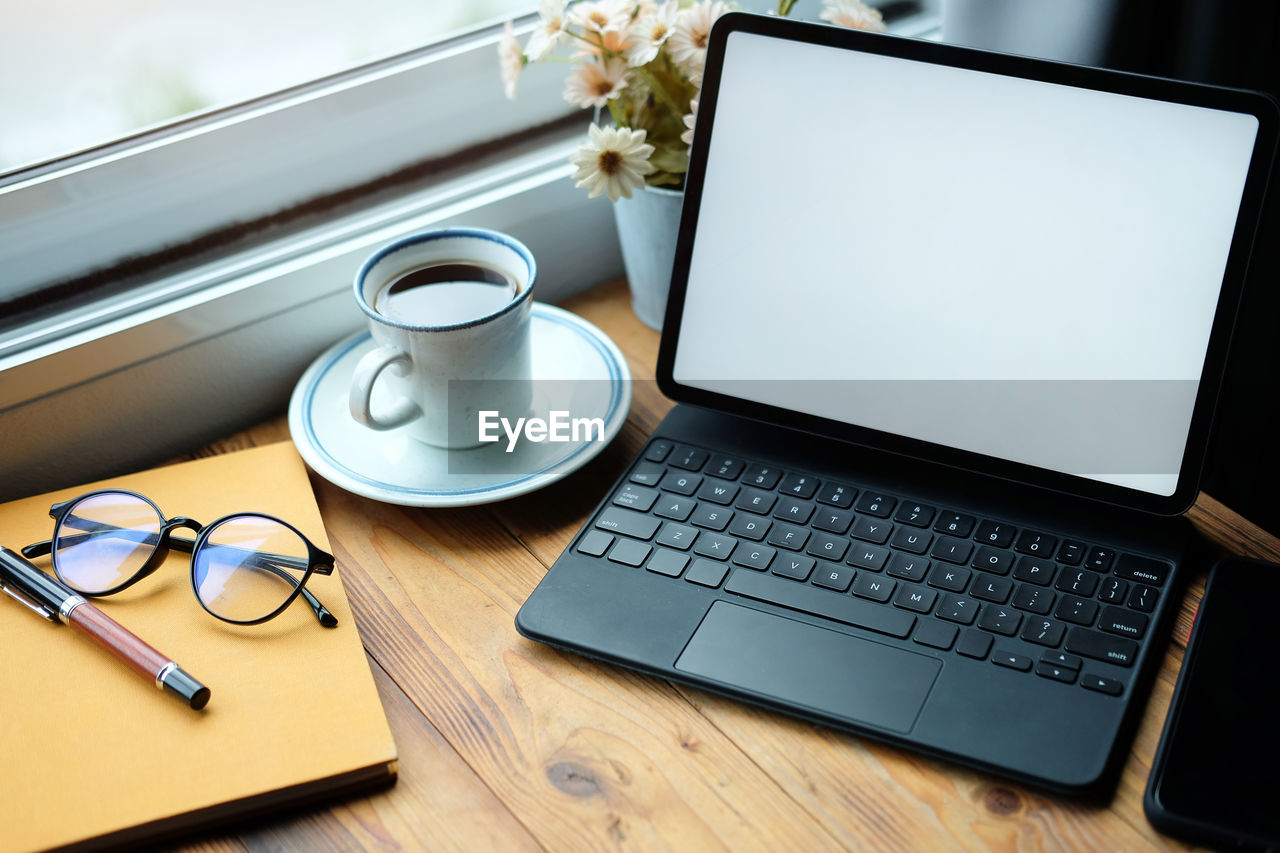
[374,263,519,325]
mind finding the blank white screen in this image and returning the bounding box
[672,31,1259,496]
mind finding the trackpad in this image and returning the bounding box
[675,601,940,734]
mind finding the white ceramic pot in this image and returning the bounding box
[611,184,683,332]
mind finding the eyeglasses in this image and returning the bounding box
[21,489,338,627]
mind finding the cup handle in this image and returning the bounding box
[348,345,422,430]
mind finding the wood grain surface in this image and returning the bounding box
[182,279,1280,852]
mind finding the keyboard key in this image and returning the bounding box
[697,480,740,505]
[992,649,1033,671]
[930,536,973,565]
[807,532,850,562]
[725,570,916,638]
[1127,584,1157,613]
[971,546,1015,575]
[654,496,695,522]
[1055,596,1099,626]
[1012,556,1055,586]
[629,462,665,486]
[1113,554,1169,587]
[1041,651,1083,670]
[894,502,936,528]
[1014,530,1057,557]
[886,553,930,581]
[973,521,1015,548]
[893,585,937,613]
[851,574,896,602]
[970,573,1013,604]
[936,594,979,625]
[767,523,810,551]
[1022,617,1066,647]
[644,440,673,462]
[847,544,890,571]
[773,554,815,581]
[813,507,855,535]
[778,473,820,499]
[956,629,993,659]
[979,606,1022,636]
[1065,627,1138,667]
[850,516,893,545]
[816,483,856,508]
[1011,585,1055,615]
[1099,605,1148,639]
[890,527,932,554]
[613,484,659,512]
[656,523,698,550]
[690,505,733,531]
[1055,568,1099,597]
[742,464,783,489]
[732,543,777,571]
[693,532,737,561]
[728,514,771,541]
[1081,673,1124,696]
[1098,576,1129,604]
[1035,661,1076,684]
[1083,547,1115,572]
[609,539,651,567]
[735,488,777,515]
[595,507,660,540]
[928,564,971,592]
[914,621,958,651]
[706,456,745,480]
[813,563,855,592]
[773,497,815,524]
[669,446,709,471]
[855,493,897,517]
[660,471,702,496]
[647,549,689,577]
[933,512,975,538]
[686,558,729,588]
[578,530,614,557]
[1056,540,1086,565]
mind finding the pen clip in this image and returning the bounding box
[0,581,56,620]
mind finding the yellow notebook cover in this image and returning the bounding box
[0,442,397,852]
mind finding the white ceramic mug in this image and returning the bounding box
[348,228,536,448]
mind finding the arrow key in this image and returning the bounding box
[1035,661,1077,683]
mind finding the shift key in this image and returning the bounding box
[1064,627,1138,667]
[594,507,661,540]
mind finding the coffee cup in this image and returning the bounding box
[348,228,536,449]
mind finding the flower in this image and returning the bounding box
[498,21,524,100]
[573,27,634,59]
[525,0,568,62]
[570,124,657,201]
[626,1,678,67]
[563,57,631,109]
[668,1,728,86]
[567,0,632,36]
[681,98,698,146]
[819,0,886,32]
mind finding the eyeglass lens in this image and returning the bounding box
[55,492,163,593]
[192,515,310,622]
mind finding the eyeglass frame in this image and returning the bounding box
[21,488,338,628]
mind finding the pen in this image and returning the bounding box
[0,546,210,709]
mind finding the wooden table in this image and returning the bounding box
[186,279,1280,852]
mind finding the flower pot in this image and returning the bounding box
[611,184,683,332]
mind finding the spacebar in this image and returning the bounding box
[724,571,916,639]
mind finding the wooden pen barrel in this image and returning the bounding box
[66,602,170,683]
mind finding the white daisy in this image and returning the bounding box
[573,27,634,59]
[570,123,656,201]
[667,1,727,84]
[625,1,678,67]
[525,0,568,62]
[681,97,698,146]
[563,57,631,109]
[819,0,886,32]
[568,0,633,35]
[498,21,525,100]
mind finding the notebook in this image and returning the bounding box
[517,14,1278,795]
[0,442,396,852]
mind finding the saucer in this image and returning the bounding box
[288,303,631,506]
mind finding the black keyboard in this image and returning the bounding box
[575,439,1171,699]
